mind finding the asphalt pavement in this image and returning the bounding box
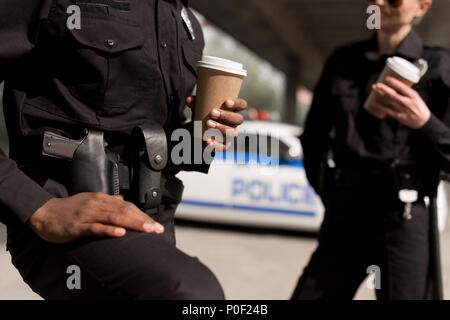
[0,218,448,300]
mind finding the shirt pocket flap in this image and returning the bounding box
[69,18,144,54]
[331,78,358,97]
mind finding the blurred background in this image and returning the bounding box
[192,0,450,126]
[1,0,450,299]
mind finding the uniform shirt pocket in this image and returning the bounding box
[331,78,361,113]
[50,1,146,114]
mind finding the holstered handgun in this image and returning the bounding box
[42,124,168,207]
[43,129,119,195]
[130,123,167,210]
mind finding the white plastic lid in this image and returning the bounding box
[386,56,421,84]
[197,56,247,77]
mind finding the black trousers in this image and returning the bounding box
[5,177,224,300]
[291,185,431,300]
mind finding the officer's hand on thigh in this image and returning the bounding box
[186,96,248,151]
[27,193,165,244]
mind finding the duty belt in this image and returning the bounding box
[41,122,177,210]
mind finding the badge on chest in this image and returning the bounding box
[181,7,196,40]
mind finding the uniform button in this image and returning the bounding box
[152,191,158,199]
[107,39,115,47]
[161,41,167,48]
[154,154,163,164]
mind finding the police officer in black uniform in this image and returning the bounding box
[292,0,450,299]
[0,0,247,299]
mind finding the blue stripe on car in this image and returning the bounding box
[214,151,304,168]
[180,200,315,217]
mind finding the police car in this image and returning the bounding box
[176,121,449,232]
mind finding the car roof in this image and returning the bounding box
[238,121,303,136]
[237,121,303,153]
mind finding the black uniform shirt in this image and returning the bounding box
[301,30,450,194]
[0,0,204,223]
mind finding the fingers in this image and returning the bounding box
[371,100,405,121]
[372,83,410,111]
[202,98,247,151]
[206,139,230,152]
[186,96,196,109]
[223,98,248,112]
[97,209,164,234]
[84,194,164,234]
[204,98,246,136]
[209,108,244,127]
[104,206,164,233]
[186,96,248,114]
[80,223,127,238]
[205,119,239,139]
[385,77,418,98]
[187,96,247,112]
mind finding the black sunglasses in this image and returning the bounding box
[367,0,403,8]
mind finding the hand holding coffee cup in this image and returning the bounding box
[370,76,431,129]
[190,56,248,146]
[364,56,427,120]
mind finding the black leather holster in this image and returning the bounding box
[69,129,120,196]
[46,123,169,211]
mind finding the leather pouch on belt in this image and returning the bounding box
[390,159,422,192]
[131,123,167,210]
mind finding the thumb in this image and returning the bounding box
[186,95,196,109]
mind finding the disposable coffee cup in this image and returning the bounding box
[194,56,247,139]
[364,56,426,119]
